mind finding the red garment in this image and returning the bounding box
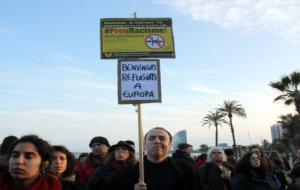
[0,172,62,190]
[195,159,207,171]
[77,156,95,182]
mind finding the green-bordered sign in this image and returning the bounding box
[100,18,175,59]
[118,59,161,104]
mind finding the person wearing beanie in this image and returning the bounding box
[77,136,110,182]
[172,143,195,167]
[88,141,136,190]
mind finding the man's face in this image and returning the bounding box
[145,129,172,162]
[91,143,109,157]
[183,147,193,156]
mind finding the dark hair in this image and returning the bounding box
[125,140,135,147]
[235,152,267,176]
[0,135,18,155]
[104,146,136,165]
[78,152,89,160]
[249,145,268,167]
[51,145,76,177]
[224,148,234,156]
[144,127,172,142]
[10,135,52,162]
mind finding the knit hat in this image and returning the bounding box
[178,143,192,150]
[89,136,110,148]
[108,141,135,153]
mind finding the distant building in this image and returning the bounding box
[271,123,283,141]
[217,143,230,149]
[172,130,187,151]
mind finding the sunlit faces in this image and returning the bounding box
[91,143,109,157]
[145,129,172,162]
[114,146,130,161]
[9,142,42,182]
[250,153,261,168]
[50,151,67,177]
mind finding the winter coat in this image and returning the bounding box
[231,170,280,190]
[172,150,195,167]
[60,174,88,190]
[114,156,202,190]
[198,162,232,190]
[88,165,120,190]
[76,153,104,182]
[0,172,62,190]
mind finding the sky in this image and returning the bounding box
[1,0,299,152]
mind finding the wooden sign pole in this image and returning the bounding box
[137,103,144,182]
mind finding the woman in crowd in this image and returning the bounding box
[0,135,62,190]
[198,147,232,190]
[88,141,136,190]
[231,152,280,190]
[48,145,87,190]
[268,150,290,190]
[0,135,18,173]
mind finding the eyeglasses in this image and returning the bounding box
[250,156,260,160]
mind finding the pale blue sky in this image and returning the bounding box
[1,0,299,152]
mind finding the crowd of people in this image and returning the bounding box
[0,127,300,190]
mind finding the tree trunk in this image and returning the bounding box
[215,124,218,147]
[229,116,238,160]
[295,97,300,115]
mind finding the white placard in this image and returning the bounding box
[118,59,161,104]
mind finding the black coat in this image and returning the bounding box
[113,157,202,190]
[88,165,118,190]
[198,162,232,190]
[60,175,88,190]
[231,170,280,190]
[172,150,195,167]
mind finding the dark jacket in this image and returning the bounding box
[88,165,119,190]
[199,162,232,190]
[172,150,195,167]
[231,170,280,190]
[60,174,88,190]
[114,156,201,190]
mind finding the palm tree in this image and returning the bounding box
[201,110,227,146]
[218,100,246,160]
[270,71,300,115]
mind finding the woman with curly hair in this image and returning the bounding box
[49,145,87,190]
[231,152,280,190]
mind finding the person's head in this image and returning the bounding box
[178,143,193,156]
[268,150,282,162]
[144,127,172,163]
[89,136,110,157]
[198,153,207,161]
[8,135,51,187]
[207,147,226,163]
[0,135,18,155]
[125,140,135,150]
[235,152,265,175]
[105,141,136,164]
[249,145,263,158]
[49,145,76,178]
[224,148,234,157]
[78,152,89,161]
[249,145,269,167]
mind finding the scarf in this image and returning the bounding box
[0,172,62,190]
[110,160,127,173]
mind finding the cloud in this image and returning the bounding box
[0,27,14,35]
[186,84,221,94]
[155,0,300,42]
